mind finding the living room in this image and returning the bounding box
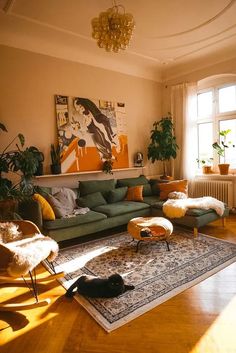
[1,1,236,352]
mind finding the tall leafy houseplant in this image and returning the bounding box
[0,122,44,200]
[0,122,25,200]
[147,115,179,179]
[0,122,44,218]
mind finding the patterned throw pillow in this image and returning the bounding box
[125,185,143,201]
[33,193,55,221]
[159,180,188,200]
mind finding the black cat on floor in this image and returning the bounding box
[65,273,135,298]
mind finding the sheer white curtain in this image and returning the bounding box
[170,82,198,180]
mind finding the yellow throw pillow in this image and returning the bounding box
[125,185,143,201]
[159,180,188,200]
[33,193,56,221]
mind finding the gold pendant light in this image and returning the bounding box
[91,2,135,53]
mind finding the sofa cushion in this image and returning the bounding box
[125,185,143,201]
[79,179,116,199]
[43,210,107,230]
[143,184,152,196]
[159,180,188,200]
[92,201,150,217]
[107,187,128,203]
[149,179,169,196]
[117,175,149,188]
[185,208,214,216]
[143,195,161,205]
[35,186,52,198]
[77,192,107,208]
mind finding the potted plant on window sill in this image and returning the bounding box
[147,114,179,180]
[196,158,213,174]
[212,129,235,175]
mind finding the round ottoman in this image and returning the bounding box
[128,217,173,252]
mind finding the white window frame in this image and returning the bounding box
[197,81,236,174]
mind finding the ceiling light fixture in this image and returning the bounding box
[91,2,135,53]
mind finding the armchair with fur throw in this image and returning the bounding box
[0,220,64,311]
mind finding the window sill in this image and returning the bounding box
[195,173,236,180]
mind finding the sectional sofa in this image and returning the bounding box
[19,176,229,242]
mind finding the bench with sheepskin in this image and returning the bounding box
[0,220,64,311]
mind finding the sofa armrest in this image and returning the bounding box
[18,199,43,230]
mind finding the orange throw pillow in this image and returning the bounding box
[159,180,188,200]
[125,185,144,201]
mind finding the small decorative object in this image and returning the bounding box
[91,2,135,53]
[50,144,61,175]
[134,152,143,167]
[196,158,213,174]
[102,159,114,174]
[212,129,235,175]
[147,114,179,180]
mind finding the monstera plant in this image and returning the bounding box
[0,122,44,201]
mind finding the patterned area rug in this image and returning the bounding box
[50,229,236,332]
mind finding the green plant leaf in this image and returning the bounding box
[0,123,8,132]
[18,133,25,147]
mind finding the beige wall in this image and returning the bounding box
[0,45,162,185]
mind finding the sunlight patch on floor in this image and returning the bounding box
[190,295,236,353]
[54,246,117,275]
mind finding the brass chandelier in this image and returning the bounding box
[91,2,135,53]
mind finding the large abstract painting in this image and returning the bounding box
[55,95,129,173]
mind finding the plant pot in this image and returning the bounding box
[218,164,230,175]
[0,199,18,219]
[202,166,212,174]
[34,162,44,176]
[51,164,61,175]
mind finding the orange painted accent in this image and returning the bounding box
[61,138,79,163]
[61,134,129,173]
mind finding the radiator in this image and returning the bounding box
[188,179,233,208]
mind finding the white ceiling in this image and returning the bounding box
[1,0,236,81]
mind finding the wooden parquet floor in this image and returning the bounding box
[1,216,236,353]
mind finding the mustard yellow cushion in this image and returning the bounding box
[125,185,143,201]
[33,193,56,221]
[159,180,188,200]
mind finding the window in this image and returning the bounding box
[197,122,213,164]
[197,91,213,117]
[218,85,236,113]
[197,82,236,171]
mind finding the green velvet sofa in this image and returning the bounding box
[19,176,229,242]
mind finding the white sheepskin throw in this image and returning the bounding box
[0,222,22,243]
[163,197,225,219]
[4,234,59,277]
